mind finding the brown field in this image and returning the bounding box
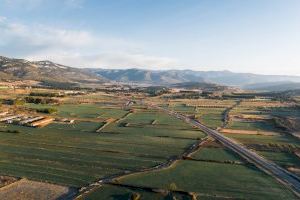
[0,179,74,200]
[168,99,236,108]
[239,100,295,108]
[219,128,278,136]
[232,114,272,120]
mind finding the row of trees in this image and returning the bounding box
[25,97,59,104]
[35,108,58,114]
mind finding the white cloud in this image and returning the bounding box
[4,0,45,9]
[0,16,7,22]
[0,17,178,68]
[64,0,85,8]
[4,0,85,9]
[34,53,178,68]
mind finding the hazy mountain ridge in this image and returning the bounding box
[0,56,105,84]
[89,68,205,85]
[244,81,300,91]
[171,81,229,91]
[1,55,300,91]
[90,68,300,87]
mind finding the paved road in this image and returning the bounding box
[147,102,300,197]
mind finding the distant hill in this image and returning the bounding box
[244,81,300,92]
[2,55,300,89]
[89,68,300,86]
[0,56,105,85]
[171,81,228,91]
[89,68,205,85]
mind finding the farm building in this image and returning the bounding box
[0,111,8,116]
[19,116,44,125]
[29,118,54,127]
[0,114,23,122]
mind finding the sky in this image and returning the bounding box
[0,0,300,75]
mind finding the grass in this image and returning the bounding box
[119,160,297,199]
[25,103,128,120]
[227,120,278,132]
[258,151,300,168]
[196,108,225,129]
[171,104,195,114]
[223,133,300,147]
[191,147,242,162]
[269,107,300,118]
[79,184,192,200]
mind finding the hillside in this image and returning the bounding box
[171,81,229,91]
[90,68,300,86]
[0,56,105,85]
[2,56,300,89]
[243,81,300,92]
[89,68,205,85]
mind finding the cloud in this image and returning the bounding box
[0,16,7,22]
[34,53,178,68]
[64,0,85,8]
[3,0,85,9]
[0,17,178,68]
[4,0,45,9]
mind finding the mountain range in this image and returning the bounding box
[90,68,300,88]
[0,56,105,85]
[243,81,300,92]
[1,55,300,91]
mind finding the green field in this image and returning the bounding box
[170,103,196,115]
[269,107,300,118]
[0,104,205,188]
[223,133,300,147]
[258,151,300,168]
[25,103,128,119]
[80,184,192,200]
[227,120,278,132]
[119,160,297,199]
[191,147,242,162]
[196,107,225,129]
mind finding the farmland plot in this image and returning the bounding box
[118,160,297,199]
[0,104,206,188]
[0,178,73,200]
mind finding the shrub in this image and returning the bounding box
[169,182,178,191]
[25,97,59,104]
[36,108,58,114]
[130,193,141,200]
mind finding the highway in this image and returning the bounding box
[147,102,300,197]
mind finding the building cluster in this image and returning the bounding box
[0,112,54,127]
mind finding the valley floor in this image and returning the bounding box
[0,88,299,199]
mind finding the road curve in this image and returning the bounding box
[147,102,300,197]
